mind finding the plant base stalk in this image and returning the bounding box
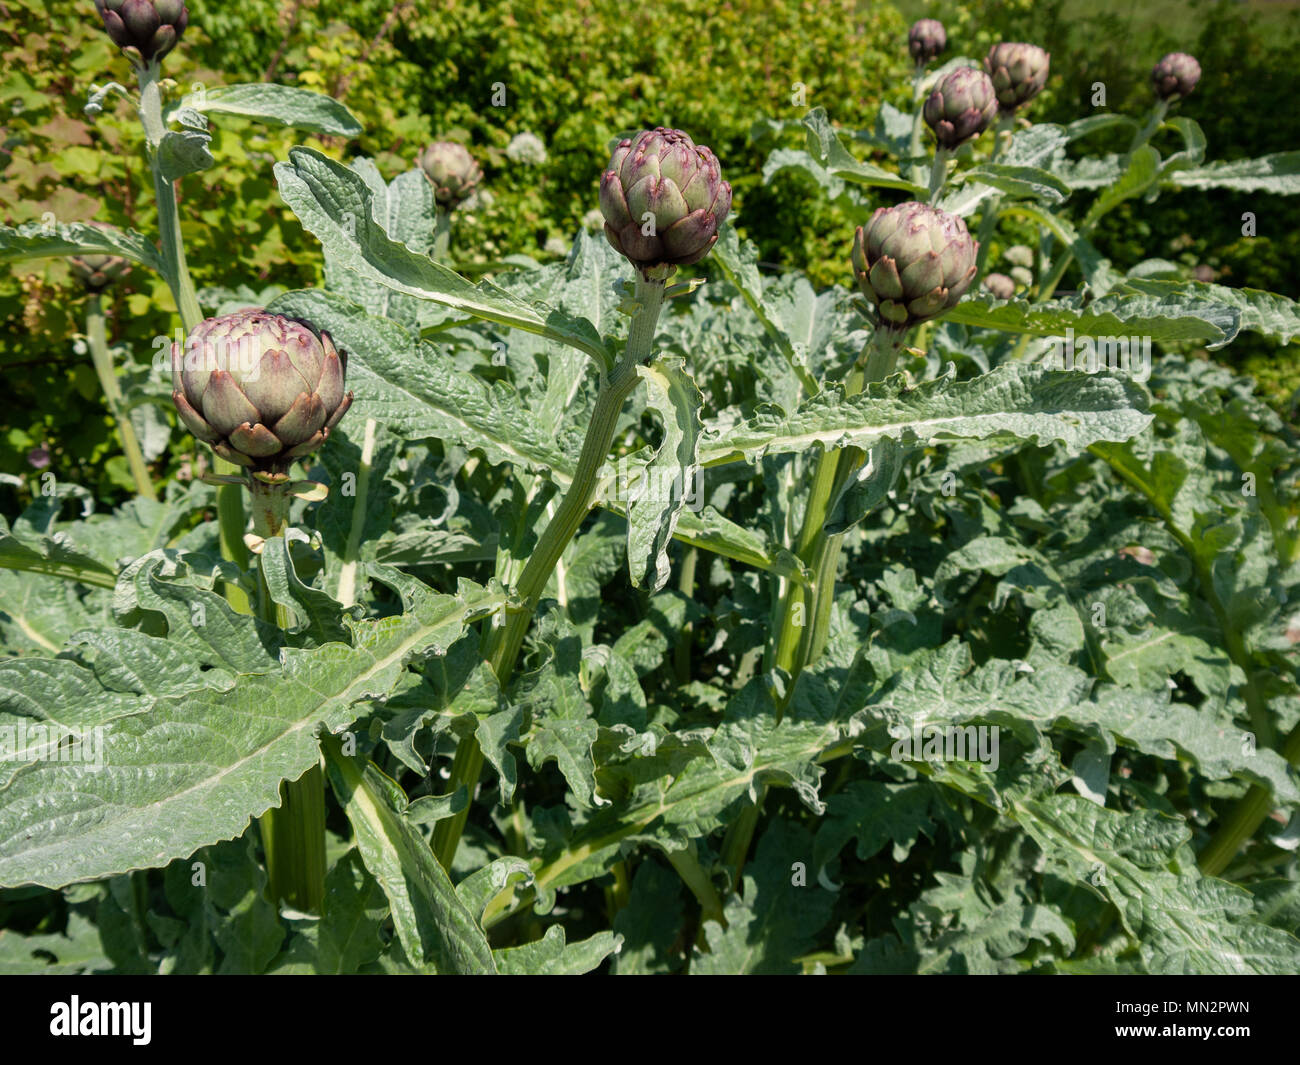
[250,481,326,912]
[86,293,155,500]
[431,269,668,870]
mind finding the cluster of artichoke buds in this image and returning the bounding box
[599,127,732,274]
[418,142,484,210]
[68,223,131,292]
[94,0,189,68]
[984,43,1050,114]
[170,309,352,483]
[908,19,946,66]
[924,68,999,151]
[852,202,978,330]
[1152,53,1201,102]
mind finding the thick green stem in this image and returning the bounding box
[249,482,326,912]
[335,418,378,608]
[1200,723,1300,876]
[673,545,698,684]
[1128,98,1169,155]
[137,63,201,330]
[86,294,155,500]
[908,67,930,186]
[928,147,948,204]
[432,208,452,263]
[138,62,248,607]
[431,270,668,870]
[989,113,1013,165]
[1037,102,1168,302]
[727,328,904,887]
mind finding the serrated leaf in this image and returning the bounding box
[0,220,163,272]
[492,925,621,974]
[0,572,503,888]
[945,290,1240,348]
[1165,151,1300,194]
[180,83,362,137]
[274,147,609,368]
[701,364,1151,467]
[321,734,497,974]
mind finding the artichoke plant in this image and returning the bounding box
[924,68,999,151]
[1152,53,1201,102]
[852,202,978,330]
[94,0,189,67]
[171,309,352,482]
[908,19,946,66]
[599,127,732,273]
[418,142,484,209]
[984,43,1051,114]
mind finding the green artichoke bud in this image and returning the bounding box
[983,272,1016,300]
[852,202,978,330]
[418,142,484,209]
[1152,52,1201,102]
[984,43,1050,114]
[599,127,732,273]
[908,19,946,66]
[924,68,999,150]
[171,309,352,482]
[94,0,189,68]
[69,224,131,291]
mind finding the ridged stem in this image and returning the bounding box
[85,293,155,500]
[726,328,904,887]
[430,269,668,870]
[249,481,327,913]
[137,61,249,608]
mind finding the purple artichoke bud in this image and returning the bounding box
[93,0,189,68]
[417,141,484,208]
[170,309,353,481]
[599,127,732,273]
[983,272,1016,300]
[851,202,978,330]
[984,43,1051,114]
[68,223,132,292]
[924,68,999,151]
[1152,53,1201,102]
[908,19,947,66]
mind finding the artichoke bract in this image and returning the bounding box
[852,202,978,330]
[94,0,189,67]
[418,142,484,209]
[599,127,732,273]
[908,19,946,66]
[171,310,352,482]
[984,43,1050,114]
[1152,53,1201,102]
[924,68,999,151]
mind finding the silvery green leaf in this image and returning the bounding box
[179,83,362,137]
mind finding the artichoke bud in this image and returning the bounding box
[908,19,946,66]
[924,68,999,151]
[170,309,353,483]
[984,43,1050,115]
[852,202,978,331]
[418,142,484,209]
[599,127,732,275]
[68,221,131,292]
[1152,53,1201,102]
[983,272,1016,300]
[94,0,189,68]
